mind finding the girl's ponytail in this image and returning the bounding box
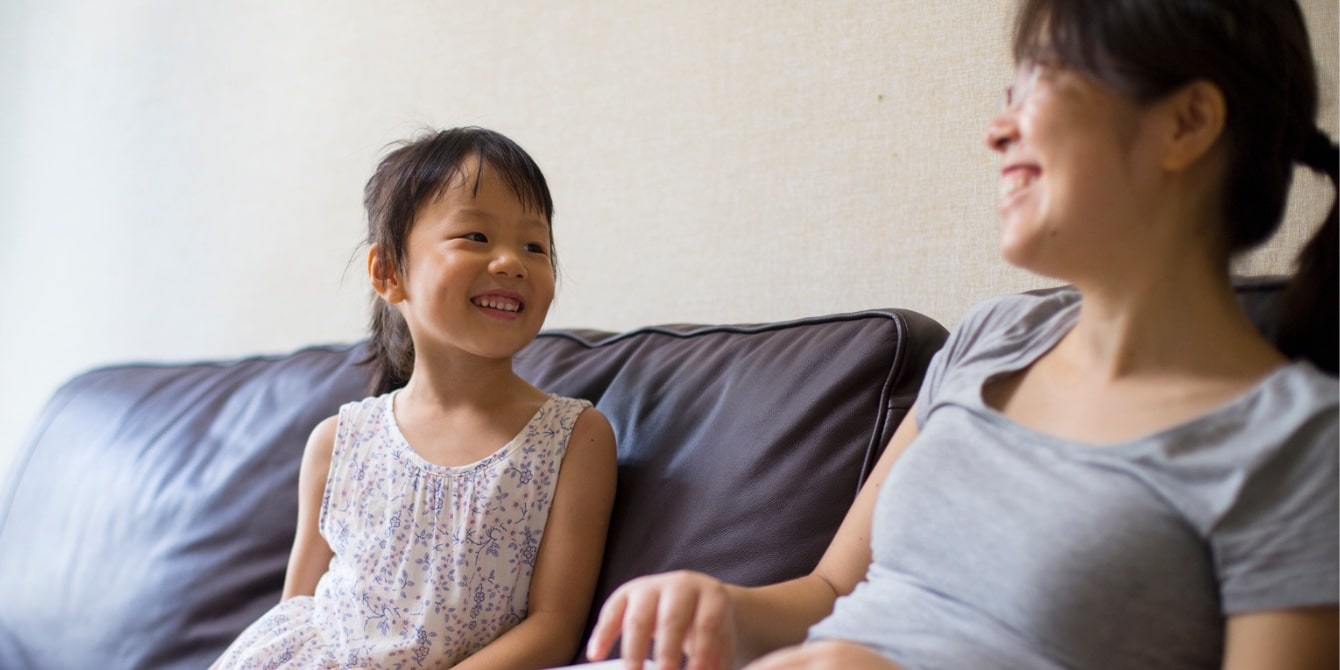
[1278,129,1338,374]
[368,299,414,396]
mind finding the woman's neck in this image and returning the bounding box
[1062,259,1285,381]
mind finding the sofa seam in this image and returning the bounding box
[533,309,905,349]
[858,310,910,489]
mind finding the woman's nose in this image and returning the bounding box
[984,110,1018,153]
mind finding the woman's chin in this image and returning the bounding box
[997,232,1061,279]
[996,225,1035,267]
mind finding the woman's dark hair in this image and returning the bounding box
[361,127,556,395]
[1013,0,1337,372]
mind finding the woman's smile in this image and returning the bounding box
[998,164,1040,206]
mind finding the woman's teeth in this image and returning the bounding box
[1000,171,1035,199]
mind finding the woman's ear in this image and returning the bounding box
[368,244,406,303]
[1161,80,1227,172]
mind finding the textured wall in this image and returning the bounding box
[1,0,1336,477]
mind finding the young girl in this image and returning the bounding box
[215,127,618,669]
[584,1,1338,668]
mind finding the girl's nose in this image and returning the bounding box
[491,250,526,278]
[984,110,1018,153]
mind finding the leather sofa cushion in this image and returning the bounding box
[513,310,947,654]
[0,345,372,670]
[0,308,947,669]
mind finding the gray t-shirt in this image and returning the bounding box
[808,289,1339,669]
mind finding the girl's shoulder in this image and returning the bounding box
[548,394,594,414]
[338,393,389,415]
[534,394,597,440]
[329,393,394,443]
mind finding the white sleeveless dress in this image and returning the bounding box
[215,392,592,669]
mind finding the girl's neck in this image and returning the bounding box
[398,352,536,412]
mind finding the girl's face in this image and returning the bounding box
[380,159,556,364]
[984,58,1169,281]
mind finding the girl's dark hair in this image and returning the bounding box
[1013,0,1337,372]
[361,127,556,395]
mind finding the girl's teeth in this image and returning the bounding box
[475,298,519,312]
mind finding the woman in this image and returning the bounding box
[584,0,1339,668]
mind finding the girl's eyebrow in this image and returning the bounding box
[454,207,550,230]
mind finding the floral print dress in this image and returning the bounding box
[215,392,592,669]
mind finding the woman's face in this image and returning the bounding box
[984,59,1170,281]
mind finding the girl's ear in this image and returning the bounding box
[1161,80,1227,172]
[368,244,406,303]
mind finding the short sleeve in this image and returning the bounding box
[1211,411,1339,613]
[913,291,1074,428]
[913,297,1002,427]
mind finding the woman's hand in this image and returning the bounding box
[585,570,737,670]
[744,640,902,670]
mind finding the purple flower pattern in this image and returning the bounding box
[214,393,590,669]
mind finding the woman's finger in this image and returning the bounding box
[585,586,630,661]
[619,585,663,669]
[651,583,698,670]
[685,583,733,670]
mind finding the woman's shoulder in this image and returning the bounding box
[959,286,1079,335]
[1259,361,1339,427]
[939,287,1080,365]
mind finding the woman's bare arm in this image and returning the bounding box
[1222,607,1338,670]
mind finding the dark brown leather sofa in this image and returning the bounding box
[0,307,949,669]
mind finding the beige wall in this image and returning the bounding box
[1,0,1336,478]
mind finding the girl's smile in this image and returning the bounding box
[470,290,526,319]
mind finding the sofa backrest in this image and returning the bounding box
[0,308,948,669]
[513,309,949,655]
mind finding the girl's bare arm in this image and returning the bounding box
[281,415,337,599]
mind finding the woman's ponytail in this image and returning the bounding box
[1277,129,1338,374]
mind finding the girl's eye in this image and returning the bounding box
[525,242,548,255]
[463,232,488,243]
